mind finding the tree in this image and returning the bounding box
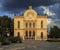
[49,26,60,38]
[0,16,14,37]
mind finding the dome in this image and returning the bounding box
[24,6,37,18]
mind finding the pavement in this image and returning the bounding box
[0,40,60,50]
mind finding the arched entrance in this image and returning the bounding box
[18,32,20,37]
[25,31,35,40]
[41,32,43,39]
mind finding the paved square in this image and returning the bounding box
[1,40,60,50]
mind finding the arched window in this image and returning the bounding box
[33,31,35,36]
[26,23,28,28]
[41,21,43,28]
[41,32,43,39]
[18,32,20,37]
[25,31,28,37]
[30,23,31,27]
[18,21,20,28]
[29,31,31,37]
[33,23,35,28]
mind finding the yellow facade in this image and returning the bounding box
[14,6,48,40]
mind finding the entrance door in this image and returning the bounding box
[25,31,35,40]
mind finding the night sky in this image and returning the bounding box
[0,0,60,30]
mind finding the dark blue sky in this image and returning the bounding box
[0,0,60,29]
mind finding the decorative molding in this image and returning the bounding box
[14,28,47,30]
[14,16,24,18]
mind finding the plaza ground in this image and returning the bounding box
[0,40,60,50]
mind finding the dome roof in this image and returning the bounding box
[24,6,37,17]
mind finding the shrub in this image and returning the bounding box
[47,39,60,42]
[9,36,22,43]
[0,36,10,45]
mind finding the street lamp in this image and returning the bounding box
[7,33,10,37]
[6,28,10,37]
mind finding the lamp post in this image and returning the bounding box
[7,33,10,37]
[6,28,10,37]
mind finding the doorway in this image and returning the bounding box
[25,31,35,40]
